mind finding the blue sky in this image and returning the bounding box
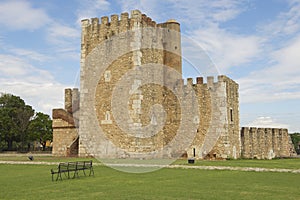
[0,0,299,132]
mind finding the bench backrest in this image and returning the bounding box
[57,161,93,171]
[84,160,93,168]
[58,162,69,172]
[68,162,77,171]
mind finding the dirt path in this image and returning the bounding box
[1,160,299,173]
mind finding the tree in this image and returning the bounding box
[290,133,300,154]
[27,112,52,151]
[0,93,34,150]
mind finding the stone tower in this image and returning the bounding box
[79,10,182,157]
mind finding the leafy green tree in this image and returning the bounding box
[290,133,300,154]
[27,112,52,151]
[0,93,34,150]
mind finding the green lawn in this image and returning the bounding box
[0,163,299,200]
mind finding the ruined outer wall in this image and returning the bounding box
[241,127,296,159]
[52,89,79,156]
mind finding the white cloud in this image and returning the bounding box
[0,54,31,76]
[0,54,67,115]
[245,116,289,129]
[0,0,50,30]
[271,35,300,74]
[0,78,66,115]
[46,22,80,46]
[6,48,50,62]
[0,0,80,61]
[119,0,247,27]
[47,23,79,43]
[189,25,262,72]
[76,0,110,21]
[238,33,300,103]
[120,0,162,21]
[164,0,247,26]
[0,54,55,82]
[260,0,300,37]
[44,22,80,61]
[235,1,300,104]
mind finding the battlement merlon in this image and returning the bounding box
[80,10,180,30]
[80,9,166,33]
[242,127,289,134]
[184,75,239,88]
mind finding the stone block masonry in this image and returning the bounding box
[51,10,296,160]
[241,127,296,159]
[185,75,240,159]
[52,89,79,157]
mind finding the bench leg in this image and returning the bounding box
[57,172,62,181]
[62,171,69,179]
[89,168,94,176]
[72,170,79,179]
[82,169,86,176]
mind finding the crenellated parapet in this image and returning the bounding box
[183,75,238,88]
[241,127,296,159]
[81,10,180,58]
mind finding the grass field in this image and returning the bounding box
[0,156,300,200]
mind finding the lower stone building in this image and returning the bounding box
[52,89,79,157]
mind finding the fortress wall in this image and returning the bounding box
[241,127,296,159]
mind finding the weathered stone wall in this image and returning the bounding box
[52,89,79,156]
[79,10,182,157]
[241,127,296,159]
[187,75,240,159]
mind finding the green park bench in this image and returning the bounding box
[51,160,94,181]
